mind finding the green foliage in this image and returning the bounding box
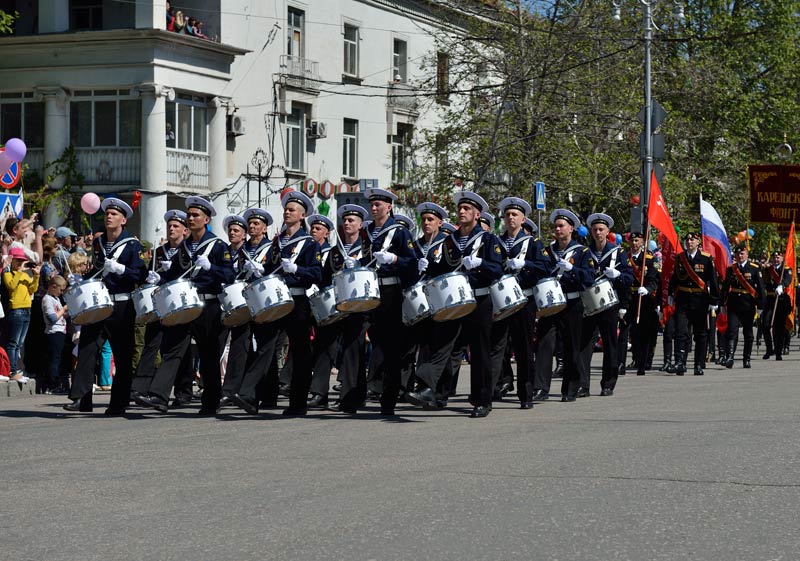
[0,9,18,35]
[22,146,87,230]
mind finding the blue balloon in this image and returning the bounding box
[577,225,588,237]
[747,228,754,237]
[648,240,657,252]
[615,234,622,244]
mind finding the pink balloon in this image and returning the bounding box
[81,192,101,214]
[3,138,27,162]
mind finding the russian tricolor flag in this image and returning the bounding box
[700,196,730,278]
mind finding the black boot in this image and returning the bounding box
[658,354,672,371]
[743,340,753,368]
[552,356,565,379]
[724,340,735,368]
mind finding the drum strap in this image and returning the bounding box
[320,247,331,268]
[253,244,271,264]
[466,231,485,258]
[106,237,137,260]
[190,238,222,278]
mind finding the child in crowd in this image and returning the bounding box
[42,275,69,394]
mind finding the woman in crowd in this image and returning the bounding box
[2,246,41,381]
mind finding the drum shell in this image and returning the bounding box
[64,278,114,326]
[219,280,251,327]
[489,274,528,322]
[532,277,567,318]
[423,272,477,322]
[309,284,348,326]
[153,279,203,326]
[333,267,381,313]
[243,274,295,323]
[401,281,431,326]
[132,284,159,324]
[580,278,619,317]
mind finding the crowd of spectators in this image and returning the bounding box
[166,1,210,40]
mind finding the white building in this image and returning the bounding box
[0,0,467,241]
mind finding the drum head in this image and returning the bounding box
[72,305,115,326]
[432,301,476,322]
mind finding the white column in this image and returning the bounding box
[34,87,70,227]
[38,0,69,34]
[135,83,172,196]
[139,192,168,247]
[207,96,231,236]
[136,0,165,30]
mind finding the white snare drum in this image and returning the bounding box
[219,280,251,327]
[532,277,567,318]
[153,278,203,326]
[333,267,380,313]
[310,285,348,327]
[132,284,158,324]
[581,278,619,317]
[402,281,431,326]
[490,274,528,322]
[243,274,294,323]
[64,278,113,326]
[424,272,476,322]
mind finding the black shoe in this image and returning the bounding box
[282,407,307,416]
[694,367,704,376]
[658,361,670,372]
[552,361,565,379]
[379,408,396,417]
[104,407,126,416]
[776,355,783,361]
[617,364,626,377]
[171,399,191,408]
[232,394,259,415]
[260,399,278,409]
[469,405,491,418]
[665,362,677,374]
[278,383,290,397]
[531,390,549,401]
[406,387,438,409]
[330,400,358,415]
[763,351,773,360]
[134,394,169,413]
[306,393,328,409]
[497,382,513,396]
[576,387,590,398]
[725,357,734,368]
[637,369,646,376]
[332,383,342,392]
[197,407,220,416]
[62,399,91,412]
[743,359,751,368]
[520,400,534,410]
[600,388,614,396]
[366,390,382,401]
[219,396,234,408]
[675,363,686,376]
[561,395,577,402]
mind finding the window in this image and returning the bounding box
[389,124,412,185]
[343,118,358,178]
[0,93,44,149]
[287,7,305,58]
[282,107,306,172]
[165,94,208,153]
[69,90,141,148]
[343,24,359,77]
[70,0,103,30]
[436,52,450,104]
[392,39,407,82]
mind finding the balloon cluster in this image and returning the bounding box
[732,228,755,244]
[0,138,27,177]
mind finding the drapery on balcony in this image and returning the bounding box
[280,55,320,92]
[166,149,209,190]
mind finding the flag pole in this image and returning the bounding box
[770,222,794,329]
[635,224,650,325]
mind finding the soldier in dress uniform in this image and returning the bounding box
[721,245,765,368]
[760,250,793,361]
[670,232,719,375]
[232,190,322,416]
[617,231,659,377]
[64,198,147,415]
[532,209,594,402]
[135,196,234,414]
[578,213,633,396]
[131,209,193,406]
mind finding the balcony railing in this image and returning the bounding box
[76,147,141,185]
[387,82,419,115]
[280,55,320,92]
[167,149,209,190]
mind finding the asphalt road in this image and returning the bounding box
[1,350,799,561]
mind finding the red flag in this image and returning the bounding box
[648,170,683,255]
[784,222,796,332]
[659,232,675,308]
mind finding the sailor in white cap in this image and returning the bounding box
[131,209,193,406]
[488,196,545,409]
[479,211,495,232]
[441,222,457,236]
[64,197,147,416]
[394,213,415,234]
[531,209,594,402]
[576,213,633,396]
[135,195,234,415]
[360,186,417,416]
[233,189,322,417]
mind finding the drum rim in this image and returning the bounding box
[155,278,198,292]
[333,266,377,277]
[425,270,469,285]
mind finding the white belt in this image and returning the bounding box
[198,293,218,301]
[110,293,131,302]
[523,288,533,297]
[379,276,400,286]
[474,287,490,296]
[566,292,580,300]
[290,287,306,296]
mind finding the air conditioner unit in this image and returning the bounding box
[227,114,246,136]
[308,120,327,139]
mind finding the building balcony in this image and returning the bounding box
[387,82,420,116]
[167,149,209,191]
[279,55,320,93]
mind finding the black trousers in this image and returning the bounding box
[336,313,368,410]
[70,300,135,411]
[726,299,756,360]
[131,321,194,402]
[762,296,792,357]
[579,305,619,390]
[148,300,226,411]
[414,319,462,396]
[238,296,312,410]
[490,301,536,402]
[221,322,252,398]
[674,304,708,368]
[309,323,341,396]
[534,298,583,397]
[368,284,406,412]
[619,296,657,370]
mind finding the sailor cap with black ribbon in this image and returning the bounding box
[454,190,488,212]
[549,208,580,227]
[394,214,414,230]
[280,189,314,212]
[416,202,448,220]
[441,222,457,235]
[306,214,334,231]
[523,217,538,233]
[163,209,187,226]
[186,196,217,217]
[479,211,495,230]
[101,197,133,219]
[337,204,369,222]
[364,187,397,203]
[243,208,274,227]
[587,212,614,229]
[499,197,532,217]
[223,214,247,230]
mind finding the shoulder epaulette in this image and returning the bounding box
[701,250,712,257]
[645,252,653,259]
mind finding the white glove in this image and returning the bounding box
[244,260,264,278]
[668,295,674,307]
[604,267,620,279]
[195,255,211,271]
[146,271,161,285]
[637,286,649,296]
[658,308,663,322]
[158,260,173,272]
[776,285,784,295]
[418,257,429,273]
[462,256,482,270]
[557,258,573,272]
[281,258,298,274]
[375,251,396,265]
[709,304,718,313]
[508,256,526,271]
[344,257,357,269]
[103,259,125,275]
[618,308,627,320]
[67,274,79,285]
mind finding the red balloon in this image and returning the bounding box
[631,195,640,205]
[607,232,616,242]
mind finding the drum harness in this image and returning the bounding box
[548,242,583,300]
[96,236,139,302]
[184,236,224,300]
[274,234,312,296]
[369,224,402,286]
[505,234,533,295]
